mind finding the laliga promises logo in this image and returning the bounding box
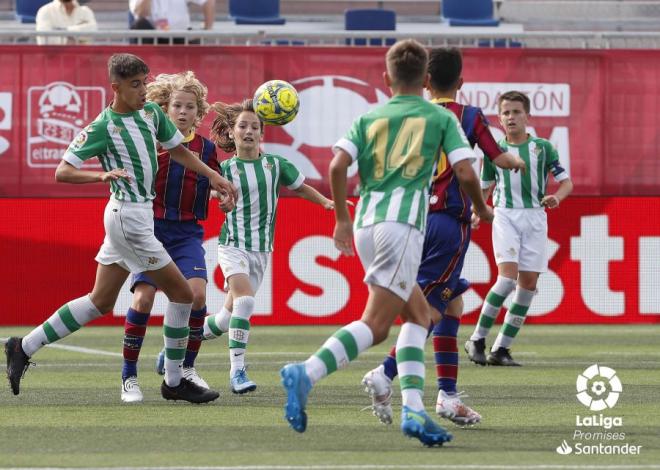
[576,364,622,411]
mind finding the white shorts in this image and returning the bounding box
[492,207,548,273]
[355,222,424,301]
[218,245,269,292]
[95,199,172,273]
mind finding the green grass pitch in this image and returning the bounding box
[1,325,659,469]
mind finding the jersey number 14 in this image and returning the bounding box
[367,117,426,180]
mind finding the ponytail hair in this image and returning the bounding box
[209,99,262,153]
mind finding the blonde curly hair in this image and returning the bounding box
[146,71,210,129]
[209,99,263,153]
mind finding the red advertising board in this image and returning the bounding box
[1,197,658,326]
[0,46,659,197]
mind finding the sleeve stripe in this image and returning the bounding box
[62,151,85,169]
[160,130,184,150]
[286,173,305,190]
[333,138,358,162]
[446,147,476,166]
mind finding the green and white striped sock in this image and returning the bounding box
[22,295,102,357]
[229,296,255,375]
[203,306,231,340]
[163,302,191,387]
[304,321,373,385]
[471,276,517,341]
[396,322,427,412]
[492,286,535,350]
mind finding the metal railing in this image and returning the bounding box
[3,29,660,48]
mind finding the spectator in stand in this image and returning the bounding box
[129,0,216,44]
[35,0,98,45]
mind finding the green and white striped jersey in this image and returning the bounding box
[219,153,304,252]
[481,135,569,209]
[334,95,474,232]
[62,102,182,203]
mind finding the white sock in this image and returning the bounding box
[163,301,192,387]
[22,295,102,357]
[396,322,427,412]
[304,320,373,385]
[203,306,231,339]
[471,276,517,341]
[229,296,255,376]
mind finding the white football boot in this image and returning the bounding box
[361,365,393,425]
[436,390,481,426]
[121,376,144,403]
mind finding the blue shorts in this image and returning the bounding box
[416,211,471,313]
[131,219,206,291]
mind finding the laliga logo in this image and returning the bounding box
[576,364,622,411]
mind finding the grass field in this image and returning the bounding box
[1,325,659,469]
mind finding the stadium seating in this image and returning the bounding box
[15,0,49,23]
[442,0,500,27]
[344,8,396,46]
[229,0,286,25]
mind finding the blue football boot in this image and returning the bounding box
[280,363,312,433]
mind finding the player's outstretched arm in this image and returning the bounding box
[492,152,526,173]
[169,144,237,206]
[329,149,354,256]
[55,160,129,185]
[294,184,334,210]
[541,178,573,209]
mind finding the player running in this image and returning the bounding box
[280,39,493,446]
[362,47,526,426]
[5,54,235,404]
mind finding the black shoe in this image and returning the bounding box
[464,338,487,366]
[161,378,220,404]
[5,337,32,395]
[487,347,521,367]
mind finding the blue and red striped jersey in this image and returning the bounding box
[153,133,220,222]
[429,98,502,222]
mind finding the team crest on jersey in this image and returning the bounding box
[533,145,543,156]
[112,125,125,135]
[264,162,273,171]
[441,287,453,301]
[144,110,154,120]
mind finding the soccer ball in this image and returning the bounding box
[252,80,300,125]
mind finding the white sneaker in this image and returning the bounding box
[183,367,210,390]
[121,376,143,403]
[361,365,393,425]
[436,390,481,425]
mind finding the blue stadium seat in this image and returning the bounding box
[229,0,286,25]
[15,0,50,24]
[345,9,396,46]
[443,0,500,27]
